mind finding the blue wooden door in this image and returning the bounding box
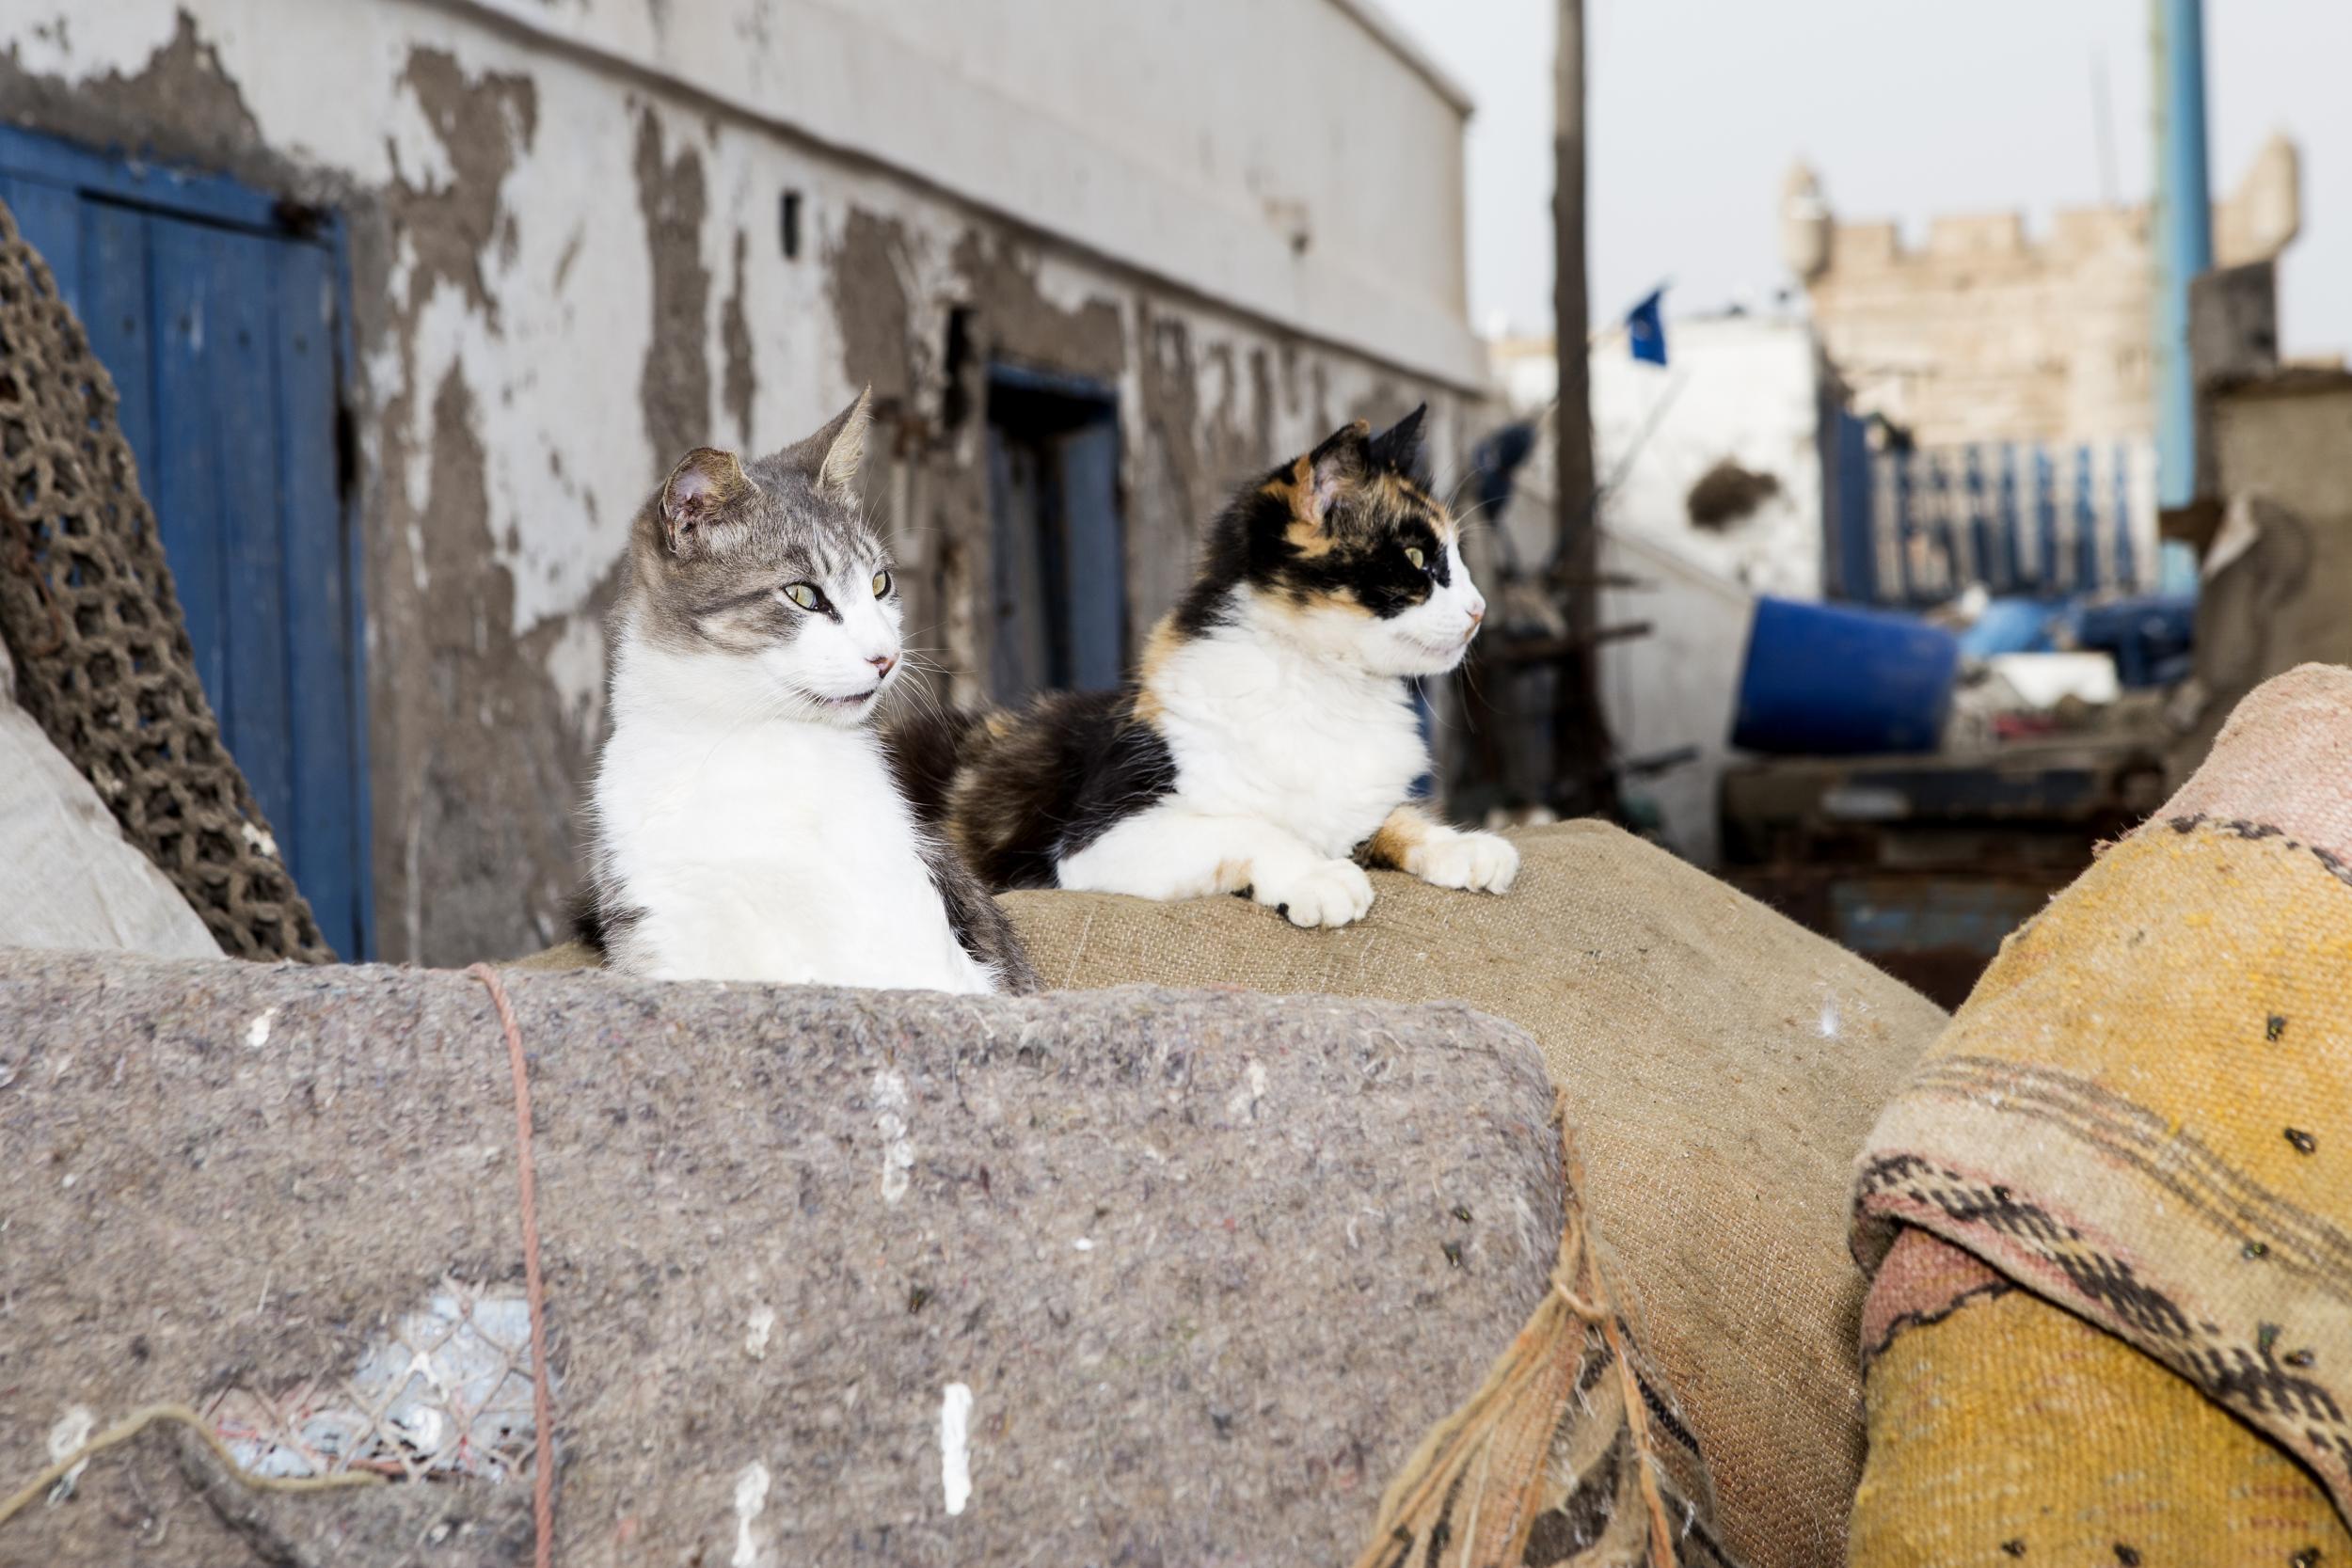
[1,130,372,958]
[984,365,1126,701]
[1056,419,1125,692]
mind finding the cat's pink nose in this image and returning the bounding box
[1464,598,1486,637]
[868,653,898,674]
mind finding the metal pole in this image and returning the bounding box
[2152,0,2212,507]
[1549,0,1615,817]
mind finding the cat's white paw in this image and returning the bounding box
[1255,856,1375,928]
[1413,831,1519,894]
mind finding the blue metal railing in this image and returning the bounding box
[1835,436,2159,608]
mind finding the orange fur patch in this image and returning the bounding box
[1276,456,1343,558]
[1275,585,1370,623]
[1133,618,1186,724]
[1284,515,1341,558]
[1363,806,1433,869]
[1376,470,1458,544]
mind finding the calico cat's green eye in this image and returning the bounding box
[872,569,893,598]
[1404,546,1426,570]
[783,582,822,611]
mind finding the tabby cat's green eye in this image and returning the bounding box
[872,569,893,598]
[1404,546,1426,570]
[783,582,821,610]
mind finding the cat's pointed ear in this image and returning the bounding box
[660,447,753,556]
[1368,404,1432,486]
[783,386,873,501]
[1296,418,1373,525]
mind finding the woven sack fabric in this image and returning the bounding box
[1850,663,2352,1561]
[1007,821,1948,1567]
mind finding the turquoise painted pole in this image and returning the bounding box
[2153,0,2212,509]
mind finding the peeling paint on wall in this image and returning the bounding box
[826,209,919,406]
[952,230,1124,388]
[0,11,264,180]
[721,227,755,445]
[633,107,713,467]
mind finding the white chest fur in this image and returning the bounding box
[1150,622,1428,859]
[594,662,989,991]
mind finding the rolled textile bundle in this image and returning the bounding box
[526,819,1955,1562]
[1850,663,2352,1562]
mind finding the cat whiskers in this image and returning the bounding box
[884,651,966,729]
[1446,494,1503,539]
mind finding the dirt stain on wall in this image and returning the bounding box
[362,49,604,962]
[952,230,1124,386]
[633,107,712,466]
[828,209,919,404]
[721,226,755,444]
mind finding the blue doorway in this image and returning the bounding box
[0,128,373,958]
[983,364,1125,701]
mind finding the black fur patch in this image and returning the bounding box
[571,888,604,951]
[884,705,986,826]
[882,707,1045,986]
[915,832,1041,992]
[887,689,1177,891]
[570,888,641,957]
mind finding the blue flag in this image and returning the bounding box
[1627,288,1667,365]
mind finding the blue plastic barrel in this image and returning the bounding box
[2065,593,2196,689]
[1731,597,1960,755]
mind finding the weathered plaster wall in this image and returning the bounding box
[412,0,1484,388]
[4,0,1482,963]
[2174,375,2352,784]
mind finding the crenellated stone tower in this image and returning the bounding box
[1784,135,2300,448]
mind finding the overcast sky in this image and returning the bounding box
[1381,0,2351,360]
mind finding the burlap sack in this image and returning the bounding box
[1005,821,1949,1568]
[0,635,220,959]
[1849,663,2352,1562]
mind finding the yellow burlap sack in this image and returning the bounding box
[1008,821,1947,1567]
[1849,664,2352,1562]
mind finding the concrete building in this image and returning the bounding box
[0,0,1486,963]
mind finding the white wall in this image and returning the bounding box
[1491,314,1829,600]
[441,0,1485,389]
[7,0,1486,665]
[1587,314,1825,600]
[1596,531,1755,868]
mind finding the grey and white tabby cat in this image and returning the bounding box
[584,389,1038,993]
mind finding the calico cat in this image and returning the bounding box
[890,405,1516,929]
[585,390,1038,992]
